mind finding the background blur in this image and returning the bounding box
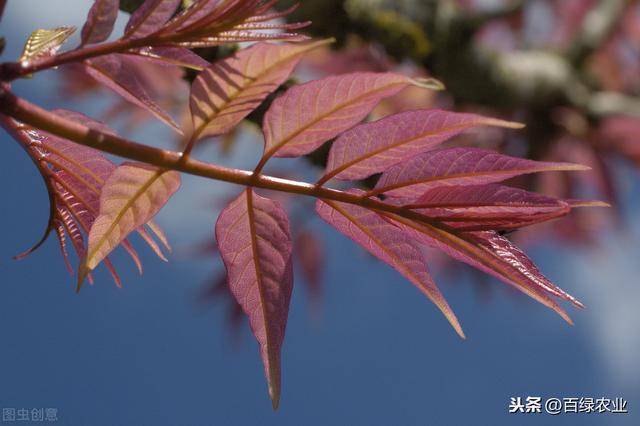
[1,1,639,425]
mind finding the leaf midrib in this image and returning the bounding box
[87,169,165,269]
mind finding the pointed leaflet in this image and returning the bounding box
[84,54,182,132]
[81,0,119,45]
[404,184,572,231]
[18,26,76,65]
[215,189,293,409]
[321,110,524,183]
[381,211,582,322]
[81,163,181,288]
[260,73,440,161]
[125,0,180,38]
[190,40,332,142]
[371,147,589,198]
[315,191,464,338]
[131,47,210,70]
[1,111,169,286]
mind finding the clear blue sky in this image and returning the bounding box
[0,2,638,425]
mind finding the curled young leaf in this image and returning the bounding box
[81,0,119,45]
[19,26,76,65]
[260,72,429,163]
[371,147,589,198]
[80,163,181,289]
[321,110,524,184]
[215,188,293,409]
[316,191,464,338]
[190,40,332,143]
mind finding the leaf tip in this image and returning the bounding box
[568,199,611,208]
[270,389,281,411]
[410,77,446,91]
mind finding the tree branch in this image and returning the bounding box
[0,89,454,230]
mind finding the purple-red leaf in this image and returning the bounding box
[190,40,331,143]
[215,189,293,409]
[404,184,572,231]
[80,0,119,45]
[84,54,182,132]
[315,191,464,338]
[371,147,589,198]
[383,212,582,322]
[321,110,524,183]
[125,0,180,38]
[261,73,439,161]
[1,111,170,287]
[80,163,181,288]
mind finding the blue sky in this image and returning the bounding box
[0,1,638,425]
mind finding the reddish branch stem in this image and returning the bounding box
[0,31,184,81]
[0,89,450,229]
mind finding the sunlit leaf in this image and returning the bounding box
[18,26,76,65]
[321,110,524,184]
[215,189,293,409]
[316,190,464,338]
[80,0,119,45]
[80,163,181,289]
[190,40,332,143]
[261,73,439,162]
[3,111,169,287]
[371,147,589,198]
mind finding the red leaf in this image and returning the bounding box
[371,147,589,198]
[84,54,182,132]
[125,0,181,38]
[315,191,464,338]
[2,111,170,287]
[215,189,293,409]
[80,0,119,45]
[190,40,331,143]
[321,110,524,183]
[384,212,583,322]
[80,163,181,289]
[404,184,572,231]
[261,73,439,161]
